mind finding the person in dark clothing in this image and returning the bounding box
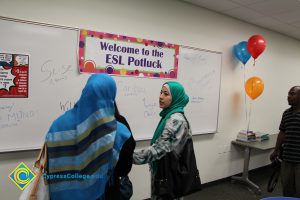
[105,102,136,200]
[270,86,300,197]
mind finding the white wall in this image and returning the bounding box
[1,0,300,199]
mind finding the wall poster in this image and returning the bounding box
[0,53,29,98]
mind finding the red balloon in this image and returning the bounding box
[247,35,266,59]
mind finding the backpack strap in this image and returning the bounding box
[181,113,190,130]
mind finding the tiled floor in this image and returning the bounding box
[185,165,283,200]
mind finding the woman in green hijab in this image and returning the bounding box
[133,81,191,200]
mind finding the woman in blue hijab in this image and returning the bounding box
[45,74,131,200]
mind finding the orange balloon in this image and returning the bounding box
[245,76,264,100]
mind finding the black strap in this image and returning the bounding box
[267,167,280,192]
[182,113,190,130]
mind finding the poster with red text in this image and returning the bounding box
[78,30,179,79]
[0,53,29,98]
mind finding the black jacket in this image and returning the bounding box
[105,115,136,200]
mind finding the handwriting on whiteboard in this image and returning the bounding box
[0,103,14,112]
[182,53,206,62]
[59,100,76,112]
[117,80,146,96]
[0,103,39,129]
[188,70,216,90]
[143,97,157,118]
[40,60,73,84]
[191,96,204,103]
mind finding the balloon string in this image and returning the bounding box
[247,100,252,133]
[243,64,247,122]
[253,59,256,67]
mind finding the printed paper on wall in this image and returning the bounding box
[0,53,29,98]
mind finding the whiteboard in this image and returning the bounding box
[0,17,222,152]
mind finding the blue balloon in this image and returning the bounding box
[233,41,251,65]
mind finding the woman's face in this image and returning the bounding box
[159,86,172,109]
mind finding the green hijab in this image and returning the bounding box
[151,81,189,144]
[150,81,189,172]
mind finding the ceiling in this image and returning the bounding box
[181,0,300,41]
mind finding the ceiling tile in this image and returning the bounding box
[229,0,265,6]
[221,6,264,21]
[246,0,300,15]
[180,0,300,40]
[273,9,300,23]
[246,17,281,28]
[285,30,300,40]
[291,20,300,28]
[183,0,240,11]
[271,23,300,33]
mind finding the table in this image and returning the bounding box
[231,134,278,194]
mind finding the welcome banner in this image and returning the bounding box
[78,30,179,79]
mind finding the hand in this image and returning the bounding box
[270,150,279,161]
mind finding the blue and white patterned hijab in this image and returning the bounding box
[45,74,130,200]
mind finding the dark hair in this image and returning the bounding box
[114,102,120,118]
[114,102,132,132]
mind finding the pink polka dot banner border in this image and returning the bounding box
[78,29,179,79]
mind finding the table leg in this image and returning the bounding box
[231,147,262,194]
